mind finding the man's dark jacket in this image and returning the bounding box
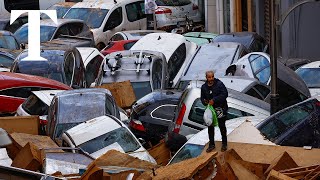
[200,78,228,114]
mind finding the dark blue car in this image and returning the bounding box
[257,97,320,148]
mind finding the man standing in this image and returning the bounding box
[201,70,228,152]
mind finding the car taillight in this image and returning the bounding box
[315,101,320,107]
[155,8,172,14]
[40,119,47,125]
[129,120,146,132]
[173,103,186,133]
[192,4,199,10]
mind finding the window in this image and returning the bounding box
[64,53,75,86]
[249,54,270,84]
[168,43,186,85]
[0,87,46,98]
[254,84,270,99]
[68,23,84,36]
[151,105,176,121]
[251,39,266,52]
[110,34,125,41]
[124,41,137,50]
[170,144,204,164]
[125,1,146,22]
[151,58,163,90]
[246,88,263,100]
[188,98,254,125]
[55,24,69,38]
[86,55,104,87]
[22,94,48,115]
[258,101,314,141]
[0,55,14,68]
[104,7,123,31]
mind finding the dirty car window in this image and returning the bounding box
[64,8,109,29]
[170,144,204,164]
[78,127,140,154]
[0,35,19,49]
[14,25,57,43]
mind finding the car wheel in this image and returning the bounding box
[96,42,106,51]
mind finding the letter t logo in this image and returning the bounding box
[11,10,57,61]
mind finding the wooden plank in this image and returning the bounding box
[0,116,39,135]
[229,160,260,180]
[279,164,320,173]
[97,81,136,109]
[247,0,253,32]
[266,170,296,180]
[236,0,242,32]
[264,152,298,175]
[309,171,320,180]
[304,165,320,179]
[283,169,313,177]
[147,141,171,166]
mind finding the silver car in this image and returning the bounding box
[165,86,270,149]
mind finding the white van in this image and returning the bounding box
[63,0,147,50]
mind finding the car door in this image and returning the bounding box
[103,7,124,43]
[125,1,146,30]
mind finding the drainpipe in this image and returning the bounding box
[216,0,224,34]
[230,0,235,32]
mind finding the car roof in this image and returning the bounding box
[188,76,260,92]
[186,116,266,145]
[104,50,166,83]
[70,0,127,9]
[32,90,65,106]
[56,88,112,98]
[77,47,101,66]
[189,87,270,112]
[299,61,320,68]
[0,72,71,90]
[213,32,261,49]
[21,19,84,28]
[119,30,165,40]
[52,2,76,8]
[65,115,123,146]
[131,33,191,60]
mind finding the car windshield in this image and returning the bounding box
[42,6,71,19]
[0,55,14,68]
[13,61,65,83]
[156,0,191,6]
[78,127,140,154]
[258,100,314,141]
[22,94,48,115]
[131,82,152,100]
[0,35,19,49]
[169,144,204,164]
[296,68,320,88]
[64,8,108,28]
[14,25,57,43]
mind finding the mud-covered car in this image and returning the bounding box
[11,47,87,88]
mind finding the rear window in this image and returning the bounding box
[156,0,191,6]
[169,144,204,164]
[22,94,48,115]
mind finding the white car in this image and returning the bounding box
[77,47,105,87]
[168,116,271,165]
[16,90,63,117]
[62,115,157,164]
[131,33,198,87]
[109,30,165,41]
[63,0,147,50]
[295,61,320,96]
[154,0,202,29]
[165,86,270,147]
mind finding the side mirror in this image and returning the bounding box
[20,43,26,49]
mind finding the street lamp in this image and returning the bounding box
[270,0,320,114]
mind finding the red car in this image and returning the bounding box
[0,72,71,115]
[101,40,138,56]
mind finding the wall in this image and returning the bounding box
[205,0,218,33]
